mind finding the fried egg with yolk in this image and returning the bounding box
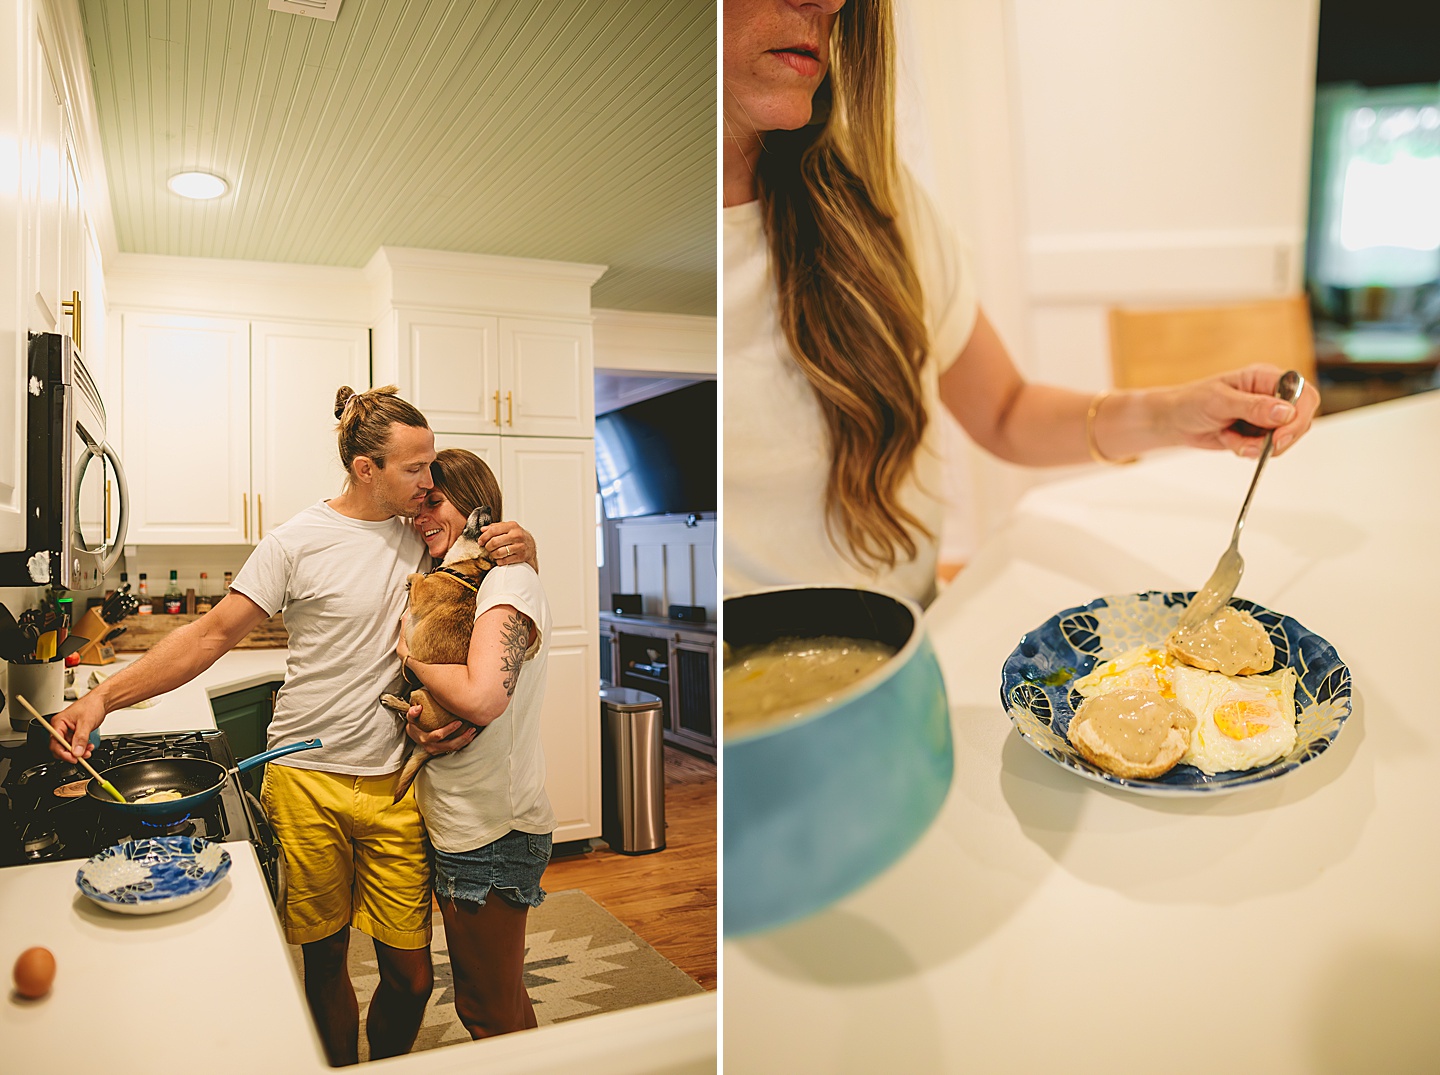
[1171,663,1298,774]
[1073,645,1180,701]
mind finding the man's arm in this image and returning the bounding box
[49,593,272,761]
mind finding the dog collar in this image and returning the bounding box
[428,565,479,593]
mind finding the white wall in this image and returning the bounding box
[592,309,716,375]
[609,515,718,621]
[900,0,1320,555]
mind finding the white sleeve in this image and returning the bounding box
[475,565,547,657]
[900,172,980,375]
[229,534,290,616]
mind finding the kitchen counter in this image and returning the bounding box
[725,392,1440,1071]
[0,841,329,1071]
[1,649,289,746]
[2,649,718,1072]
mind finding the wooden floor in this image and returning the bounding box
[541,746,717,991]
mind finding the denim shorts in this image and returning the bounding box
[431,829,552,908]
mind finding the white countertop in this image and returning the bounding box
[725,392,1440,1072]
[3,648,718,1072]
[1,648,290,745]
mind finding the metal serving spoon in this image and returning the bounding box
[1177,369,1307,629]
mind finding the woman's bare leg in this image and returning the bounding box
[438,895,536,1038]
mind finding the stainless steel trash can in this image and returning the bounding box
[599,685,666,854]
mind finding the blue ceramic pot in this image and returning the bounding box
[723,586,953,936]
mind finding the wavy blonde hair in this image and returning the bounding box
[757,0,930,571]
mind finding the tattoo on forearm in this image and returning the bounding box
[499,612,529,697]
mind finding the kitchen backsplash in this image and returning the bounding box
[117,546,255,600]
[1,547,261,633]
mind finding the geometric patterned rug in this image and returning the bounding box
[286,889,705,1062]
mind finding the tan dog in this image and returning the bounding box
[381,506,493,801]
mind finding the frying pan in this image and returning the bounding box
[86,739,322,822]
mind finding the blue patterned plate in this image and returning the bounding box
[999,591,1352,795]
[76,836,232,915]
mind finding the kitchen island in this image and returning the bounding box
[1,650,716,1073]
[725,391,1440,1071]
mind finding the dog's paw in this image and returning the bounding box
[379,693,411,713]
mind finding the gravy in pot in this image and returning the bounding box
[724,636,896,733]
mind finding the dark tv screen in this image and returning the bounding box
[595,381,716,519]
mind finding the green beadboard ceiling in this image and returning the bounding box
[78,0,716,316]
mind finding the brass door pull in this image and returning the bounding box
[505,391,513,426]
[493,390,501,427]
[60,291,82,351]
[257,495,263,539]
[104,480,112,542]
[243,494,249,541]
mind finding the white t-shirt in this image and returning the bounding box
[230,500,426,775]
[722,176,980,607]
[415,564,556,854]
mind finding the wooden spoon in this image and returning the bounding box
[13,695,127,803]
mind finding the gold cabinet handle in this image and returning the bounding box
[257,495,263,539]
[104,480,111,542]
[505,390,513,426]
[60,290,82,351]
[243,494,249,541]
[493,390,501,427]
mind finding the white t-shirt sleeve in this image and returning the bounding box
[901,174,980,375]
[475,565,547,657]
[229,534,290,616]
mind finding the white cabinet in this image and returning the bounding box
[3,6,94,554]
[250,321,371,539]
[381,310,592,437]
[31,44,87,346]
[432,433,601,842]
[121,313,369,544]
[499,319,594,437]
[388,310,499,435]
[122,314,252,544]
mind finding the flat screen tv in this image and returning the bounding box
[595,380,716,519]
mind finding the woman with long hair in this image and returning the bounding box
[395,449,555,1040]
[723,0,1320,605]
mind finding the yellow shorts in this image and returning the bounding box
[260,764,432,949]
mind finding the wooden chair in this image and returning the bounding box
[1107,295,1317,389]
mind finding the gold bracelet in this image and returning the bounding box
[1085,390,1138,465]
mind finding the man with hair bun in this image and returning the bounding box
[51,385,536,1066]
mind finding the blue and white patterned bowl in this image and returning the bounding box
[999,591,1352,795]
[76,836,232,915]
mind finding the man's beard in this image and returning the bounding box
[373,485,420,520]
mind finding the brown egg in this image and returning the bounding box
[13,946,56,999]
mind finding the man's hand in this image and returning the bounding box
[479,522,538,571]
[404,703,478,756]
[48,691,106,763]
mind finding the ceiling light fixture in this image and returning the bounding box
[167,171,228,200]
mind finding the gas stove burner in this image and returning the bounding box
[162,745,211,760]
[136,816,196,837]
[22,828,61,859]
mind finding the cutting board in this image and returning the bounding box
[111,612,288,651]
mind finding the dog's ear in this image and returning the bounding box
[462,506,492,541]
